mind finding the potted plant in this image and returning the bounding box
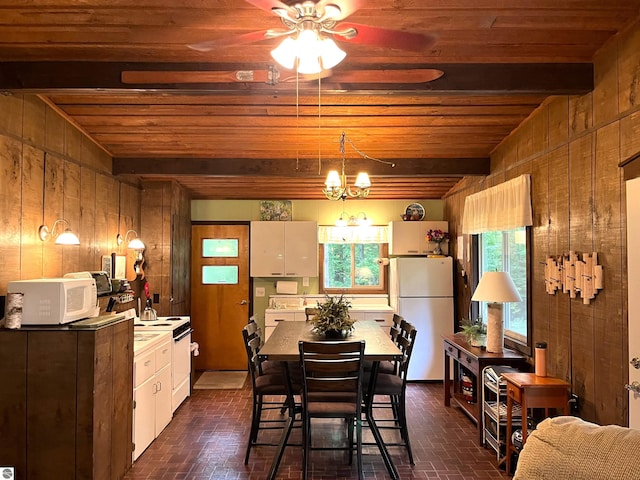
[460,318,487,347]
[310,295,357,338]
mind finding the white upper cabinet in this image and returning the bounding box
[250,221,318,277]
[388,220,449,255]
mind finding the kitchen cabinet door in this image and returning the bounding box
[154,364,173,435]
[250,221,317,277]
[133,377,156,461]
[388,221,449,255]
[250,221,285,276]
[284,221,318,277]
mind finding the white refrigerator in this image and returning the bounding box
[389,256,454,381]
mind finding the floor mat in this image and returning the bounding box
[193,371,248,389]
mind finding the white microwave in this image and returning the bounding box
[7,277,98,325]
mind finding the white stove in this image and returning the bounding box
[134,316,192,413]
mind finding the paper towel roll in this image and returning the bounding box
[376,257,390,266]
[276,281,298,294]
[5,292,23,329]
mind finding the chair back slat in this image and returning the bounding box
[299,340,365,401]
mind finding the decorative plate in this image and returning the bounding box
[404,203,425,221]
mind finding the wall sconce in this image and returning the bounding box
[38,219,80,245]
[116,230,145,250]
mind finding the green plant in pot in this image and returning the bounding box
[310,295,357,338]
[460,317,487,347]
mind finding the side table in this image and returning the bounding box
[443,334,528,445]
[502,372,571,475]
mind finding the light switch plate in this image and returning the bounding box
[255,287,265,297]
[302,277,309,287]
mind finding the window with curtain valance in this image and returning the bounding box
[318,226,388,244]
[462,174,533,234]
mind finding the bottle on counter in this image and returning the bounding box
[535,342,547,376]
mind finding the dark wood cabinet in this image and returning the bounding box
[443,333,528,445]
[0,318,133,480]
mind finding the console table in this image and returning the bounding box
[502,372,571,475]
[443,333,528,445]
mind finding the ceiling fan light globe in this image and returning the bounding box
[318,37,346,69]
[271,37,297,70]
[297,54,322,74]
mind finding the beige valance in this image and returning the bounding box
[462,174,533,234]
[318,225,388,244]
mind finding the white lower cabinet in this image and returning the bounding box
[133,333,172,461]
[264,309,394,340]
[264,311,306,341]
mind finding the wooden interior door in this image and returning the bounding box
[191,224,250,371]
[627,177,640,428]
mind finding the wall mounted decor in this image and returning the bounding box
[544,252,604,304]
[260,200,292,221]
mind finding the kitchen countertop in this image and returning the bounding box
[134,330,171,356]
[265,305,394,314]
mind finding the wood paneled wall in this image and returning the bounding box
[0,93,142,309]
[140,181,191,317]
[444,21,640,426]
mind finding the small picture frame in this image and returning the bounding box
[111,253,127,279]
[101,255,113,278]
[260,200,292,221]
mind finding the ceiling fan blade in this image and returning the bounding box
[244,0,294,14]
[334,22,437,52]
[187,31,271,51]
[315,0,365,21]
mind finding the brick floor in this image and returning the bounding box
[125,381,510,479]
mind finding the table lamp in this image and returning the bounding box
[471,271,522,353]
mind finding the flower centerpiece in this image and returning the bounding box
[425,229,450,255]
[310,295,357,338]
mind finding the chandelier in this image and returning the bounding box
[323,131,394,201]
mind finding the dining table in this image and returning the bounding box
[258,320,403,480]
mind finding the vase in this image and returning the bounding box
[433,241,442,255]
[324,329,350,339]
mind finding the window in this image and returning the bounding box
[478,226,530,352]
[321,243,386,293]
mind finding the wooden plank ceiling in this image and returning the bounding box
[0,0,638,200]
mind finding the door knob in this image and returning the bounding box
[239,299,248,305]
[625,381,640,394]
[631,357,640,369]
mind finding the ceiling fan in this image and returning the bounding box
[188,0,440,79]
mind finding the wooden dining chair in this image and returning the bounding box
[298,340,366,480]
[304,307,319,321]
[365,320,418,464]
[242,324,296,464]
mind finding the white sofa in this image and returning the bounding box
[514,416,640,479]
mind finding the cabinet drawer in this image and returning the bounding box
[459,352,478,373]
[135,348,156,386]
[155,339,172,371]
[265,312,295,326]
[506,382,522,403]
[445,343,460,359]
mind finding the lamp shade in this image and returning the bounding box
[325,170,342,188]
[55,228,80,245]
[471,271,522,303]
[354,172,371,188]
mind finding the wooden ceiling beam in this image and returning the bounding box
[112,157,490,177]
[0,62,593,95]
